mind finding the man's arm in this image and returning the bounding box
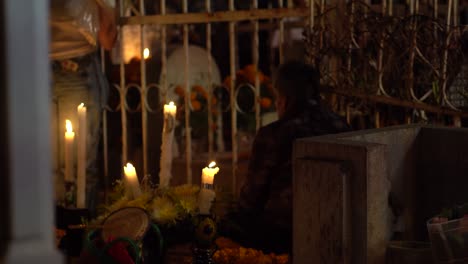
[238,127,277,212]
[97,3,117,50]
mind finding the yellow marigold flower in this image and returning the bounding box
[170,184,199,214]
[191,100,202,111]
[107,197,131,213]
[172,184,200,197]
[178,196,198,214]
[151,196,179,224]
[126,192,152,210]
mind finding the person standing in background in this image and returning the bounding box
[50,0,117,212]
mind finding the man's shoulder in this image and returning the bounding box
[257,119,288,135]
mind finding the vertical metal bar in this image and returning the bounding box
[441,0,453,107]
[161,0,167,103]
[453,116,461,127]
[119,0,128,167]
[347,0,355,76]
[389,0,393,16]
[453,0,458,26]
[310,0,314,30]
[268,1,275,74]
[102,110,109,196]
[100,47,109,199]
[183,0,192,184]
[139,0,148,176]
[229,0,238,195]
[319,0,325,49]
[206,0,214,159]
[378,0,389,96]
[375,111,380,128]
[253,0,261,131]
[278,0,285,64]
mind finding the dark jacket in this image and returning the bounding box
[233,101,351,253]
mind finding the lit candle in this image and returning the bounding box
[143,48,150,60]
[164,101,177,116]
[159,101,177,188]
[202,161,219,185]
[198,161,219,215]
[76,103,87,208]
[124,163,142,199]
[64,120,75,182]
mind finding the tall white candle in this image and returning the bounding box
[77,103,87,208]
[159,101,177,188]
[124,163,142,199]
[64,120,75,182]
[198,161,219,215]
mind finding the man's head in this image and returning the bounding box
[273,61,321,119]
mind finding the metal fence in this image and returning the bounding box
[102,0,466,193]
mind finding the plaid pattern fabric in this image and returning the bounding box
[239,102,351,229]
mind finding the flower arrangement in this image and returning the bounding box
[223,64,275,111]
[213,246,289,264]
[223,64,276,132]
[93,181,200,230]
[171,65,275,147]
[173,84,218,141]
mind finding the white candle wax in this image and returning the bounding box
[198,188,216,215]
[64,120,75,182]
[159,101,177,188]
[202,161,219,185]
[124,163,142,199]
[76,103,87,208]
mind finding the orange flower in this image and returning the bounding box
[175,85,185,97]
[190,92,197,100]
[244,64,265,84]
[223,76,232,89]
[193,85,205,93]
[191,100,202,111]
[260,97,272,109]
[211,97,217,105]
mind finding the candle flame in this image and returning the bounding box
[143,48,150,59]
[208,161,216,168]
[125,163,135,170]
[78,103,85,110]
[169,101,175,106]
[66,119,73,132]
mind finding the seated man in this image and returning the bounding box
[224,61,351,253]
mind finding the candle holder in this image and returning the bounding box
[55,205,89,256]
[64,180,76,208]
[192,214,217,264]
[202,183,214,191]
